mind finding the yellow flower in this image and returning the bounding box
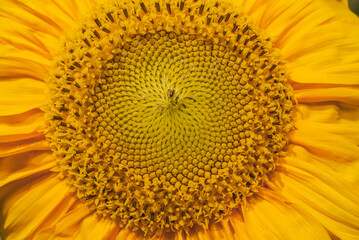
[0,0,359,239]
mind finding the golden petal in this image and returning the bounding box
[0,136,50,157]
[0,109,45,142]
[0,173,77,239]
[242,188,331,240]
[273,154,359,239]
[0,79,46,116]
[0,150,54,188]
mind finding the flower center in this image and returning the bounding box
[45,0,294,235]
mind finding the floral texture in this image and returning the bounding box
[0,0,359,239]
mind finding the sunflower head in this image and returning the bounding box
[2,0,359,239]
[45,0,294,235]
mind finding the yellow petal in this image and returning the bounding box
[297,119,359,142]
[0,132,44,143]
[207,220,236,240]
[51,0,96,23]
[0,47,51,80]
[0,79,46,116]
[235,0,359,85]
[295,104,340,123]
[39,204,91,240]
[273,162,359,239]
[115,228,139,240]
[320,0,349,10]
[296,102,359,123]
[1,0,69,38]
[0,0,96,43]
[291,119,359,162]
[286,19,359,85]
[242,188,331,240]
[228,209,251,240]
[165,217,241,240]
[318,0,359,23]
[0,150,55,188]
[0,0,97,84]
[0,109,45,142]
[0,137,50,157]
[295,104,359,141]
[185,225,210,240]
[0,173,77,240]
[0,22,54,60]
[284,145,359,202]
[76,214,120,240]
[0,23,51,81]
[295,87,359,105]
[280,165,359,224]
[337,0,349,6]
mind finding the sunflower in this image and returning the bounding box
[1,0,359,239]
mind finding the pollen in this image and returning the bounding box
[45,0,295,236]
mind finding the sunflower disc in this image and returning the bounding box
[45,0,295,235]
